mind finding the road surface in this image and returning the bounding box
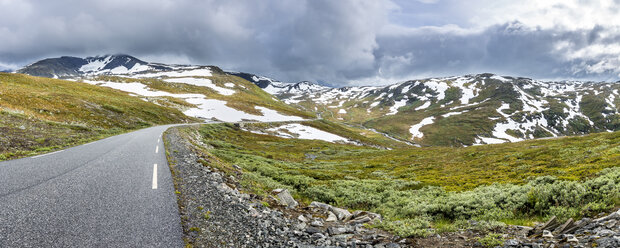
[0,125,184,247]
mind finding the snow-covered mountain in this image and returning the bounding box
[231,72,330,96]
[249,73,620,146]
[17,55,619,147]
[17,55,312,123]
[15,54,219,79]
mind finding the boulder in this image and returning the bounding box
[310,219,324,227]
[326,212,338,222]
[276,189,298,209]
[328,226,351,235]
[565,234,579,243]
[330,206,352,221]
[309,201,331,211]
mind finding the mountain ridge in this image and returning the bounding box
[17,54,620,147]
[245,72,620,146]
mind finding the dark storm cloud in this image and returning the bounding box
[0,0,619,85]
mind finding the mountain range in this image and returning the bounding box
[16,54,620,147]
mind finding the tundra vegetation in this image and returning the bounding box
[182,122,620,237]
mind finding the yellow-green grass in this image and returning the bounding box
[0,73,195,160]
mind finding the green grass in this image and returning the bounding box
[178,122,620,237]
[0,73,195,160]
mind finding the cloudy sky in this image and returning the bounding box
[1,0,619,85]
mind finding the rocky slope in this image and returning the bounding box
[244,73,620,147]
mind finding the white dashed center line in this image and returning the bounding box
[155,145,159,154]
[152,164,158,189]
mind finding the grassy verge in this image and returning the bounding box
[179,122,619,237]
[0,73,195,160]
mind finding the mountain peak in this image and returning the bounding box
[17,54,152,78]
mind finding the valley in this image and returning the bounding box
[2,54,619,247]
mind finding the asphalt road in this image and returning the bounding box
[0,125,184,247]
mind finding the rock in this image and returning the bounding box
[295,222,307,230]
[504,239,519,246]
[328,226,352,235]
[309,201,331,211]
[311,233,326,240]
[248,206,260,217]
[272,188,284,194]
[605,219,617,229]
[594,210,620,223]
[332,234,353,243]
[565,234,578,243]
[596,229,615,237]
[310,219,324,227]
[330,206,352,221]
[305,226,322,234]
[326,212,338,222]
[542,230,554,238]
[385,243,401,248]
[276,189,298,209]
[350,216,373,225]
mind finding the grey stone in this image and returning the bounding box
[305,226,322,234]
[597,229,616,237]
[332,234,353,243]
[385,243,400,248]
[328,226,351,235]
[350,216,372,225]
[298,215,308,223]
[311,233,326,240]
[330,206,352,221]
[565,234,578,243]
[276,189,298,209]
[543,230,554,238]
[310,219,324,227]
[504,239,519,246]
[326,212,338,222]
[309,201,331,211]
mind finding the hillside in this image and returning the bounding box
[175,121,619,238]
[18,55,315,122]
[244,73,620,147]
[0,73,194,160]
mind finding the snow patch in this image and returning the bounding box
[266,123,351,143]
[386,99,407,115]
[414,101,431,111]
[134,68,212,78]
[164,77,235,96]
[409,117,435,139]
